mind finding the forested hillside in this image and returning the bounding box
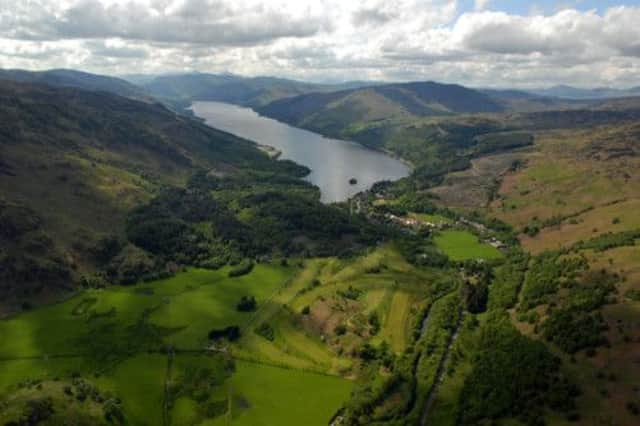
[0,80,377,312]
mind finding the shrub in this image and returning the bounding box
[359,343,378,361]
[368,312,381,335]
[255,323,275,341]
[625,289,640,301]
[338,286,362,300]
[334,324,347,335]
[236,296,257,312]
[228,259,254,277]
[208,326,241,342]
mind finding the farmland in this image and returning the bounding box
[0,245,454,425]
[434,230,504,261]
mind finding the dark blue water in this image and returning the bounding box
[191,101,411,203]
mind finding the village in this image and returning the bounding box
[351,190,507,254]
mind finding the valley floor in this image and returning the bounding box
[0,244,465,425]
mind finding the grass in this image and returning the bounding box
[379,291,411,353]
[490,128,640,251]
[521,199,640,254]
[434,230,504,261]
[95,354,166,426]
[0,247,452,424]
[0,266,292,359]
[0,358,85,393]
[209,361,353,426]
[0,265,304,424]
[150,264,290,348]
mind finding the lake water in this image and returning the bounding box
[191,101,411,203]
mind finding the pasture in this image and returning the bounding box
[207,361,353,426]
[0,245,451,424]
[434,230,503,261]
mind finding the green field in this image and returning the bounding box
[434,230,504,261]
[208,361,353,426]
[0,246,453,425]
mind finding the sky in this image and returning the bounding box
[2,0,640,88]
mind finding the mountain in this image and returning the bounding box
[479,88,594,112]
[0,68,152,101]
[135,72,378,108]
[0,79,309,308]
[258,81,504,133]
[529,84,640,99]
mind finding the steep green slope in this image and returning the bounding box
[257,81,504,130]
[0,80,308,309]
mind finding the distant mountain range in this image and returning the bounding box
[526,85,640,100]
[128,72,379,108]
[0,68,151,101]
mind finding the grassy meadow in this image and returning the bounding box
[434,230,504,261]
[0,245,450,425]
[206,361,353,426]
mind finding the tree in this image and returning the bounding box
[236,296,257,312]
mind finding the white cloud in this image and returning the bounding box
[0,1,640,88]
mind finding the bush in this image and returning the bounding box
[236,296,257,312]
[334,324,347,335]
[228,259,254,277]
[523,225,540,237]
[301,305,311,315]
[368,312,381,335]
[359,343,378,361]
[208,326,241,342]
[104,398,125,424]
[337,286,362,300]
[255,323,275,341]
[625,289,640,301]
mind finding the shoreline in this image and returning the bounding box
[252,107,415,171]
[379,147,415,171]
[191,101,414,173]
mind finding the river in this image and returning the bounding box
[191,101,411,203]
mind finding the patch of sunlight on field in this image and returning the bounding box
[434,230,503,261]
[149,264,291,348]
[208,361,352,426]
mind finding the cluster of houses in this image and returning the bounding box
[386,213,507,250]
[385,213,448,230]
[354,192,507,251]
